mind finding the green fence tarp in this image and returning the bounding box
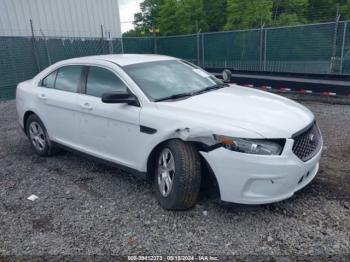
[1,21,350,100]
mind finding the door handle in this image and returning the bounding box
[38,93,47,100]
[80,102,93,110]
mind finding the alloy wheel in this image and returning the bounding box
[28,121,46,151]
[157,148,175,197]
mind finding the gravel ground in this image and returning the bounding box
[0,99,349,259]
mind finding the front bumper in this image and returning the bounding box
[200,138,322,204]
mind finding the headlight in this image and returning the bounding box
[213,135,284,155]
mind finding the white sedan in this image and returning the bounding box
[16,54,323,210]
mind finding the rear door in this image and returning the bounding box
[37,65,83,147]
[75,65,141,169]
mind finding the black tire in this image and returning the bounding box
[25,114,57,156]
[153,139,201,210]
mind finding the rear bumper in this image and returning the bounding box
[200,138,322,204]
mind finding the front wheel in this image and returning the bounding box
[154,140,201,210]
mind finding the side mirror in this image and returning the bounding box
[222,69,232,83]
[101,91,139,106]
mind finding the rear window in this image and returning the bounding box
[42,71,57,88]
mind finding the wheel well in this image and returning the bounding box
[146,139,221,199]
[199,154,221,200]
[23,111,35,134]
[146,138,198,181]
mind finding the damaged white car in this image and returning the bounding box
[16,54,323,210]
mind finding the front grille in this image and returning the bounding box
[292,123,322,162]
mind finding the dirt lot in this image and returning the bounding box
[0,99,349,259]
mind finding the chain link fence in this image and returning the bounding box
[1,20,349,100]
[203,29,262,70]
[157,34,199,65]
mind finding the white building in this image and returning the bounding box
[0,0,122,38]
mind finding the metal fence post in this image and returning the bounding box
[201,33,205,68]
[263,29,267,71]
[196,30,201,66]
[259,24,265,71]
[121,38,124,54]
[330,6,341,73]
[340,22,347,74]
[106,31,113,54]
[40,29,52,65]
[109,40,113,54]
[154,34,157,54]
[100,24,105,54]
[30,19,41,71]
[44,38,52,65]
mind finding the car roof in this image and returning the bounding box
[65,54,178,67]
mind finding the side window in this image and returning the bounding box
[86,66,128,98]
[42,71,57,88]
[55,66,83,93]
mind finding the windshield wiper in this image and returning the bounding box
[154,83,229,102]
[154,92,193,102]
[191,83,229,96]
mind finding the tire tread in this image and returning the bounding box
[155,139,201,210]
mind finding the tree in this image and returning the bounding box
[132,0,208,36]
[272,0,308,25]
[133,0,165,35]
[307,0,339,22]
[273,13,307,26]
[158,0,181,35]
[340,0,350,20]
[177,0,208,34]
[122,28,145,37]
[130,0,345,36]
[202,0,228,32]
[224,0,273,30]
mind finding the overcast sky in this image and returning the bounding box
[119,0,142,32]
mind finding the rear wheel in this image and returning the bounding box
[154,140,201,210]
[26,114,57,156]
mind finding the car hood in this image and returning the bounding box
[156,85,314,138]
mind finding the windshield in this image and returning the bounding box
[124,60,223,101]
